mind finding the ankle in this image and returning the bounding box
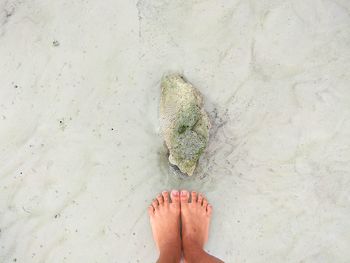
[183,241,205,261]
[158,241,181,262]
[183,237,204,252]
[159,239,181,251]
[183,244,224,263]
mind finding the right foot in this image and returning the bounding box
[180,190,212,249]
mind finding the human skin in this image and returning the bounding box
[148,190,224,263]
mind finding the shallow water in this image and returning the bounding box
[1,0,350,262]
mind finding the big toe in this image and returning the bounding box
[171,190,180,205]
[180,190,190,204]
[162,191,170,204]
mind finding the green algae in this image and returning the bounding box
[160,74,210,176]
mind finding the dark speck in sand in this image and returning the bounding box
[53,40,60,47]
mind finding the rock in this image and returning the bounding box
[160,74,210,176]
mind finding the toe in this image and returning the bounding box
[170,190,180,204]
[162,191,169,204]
[202,198,208,208]
[197,193,204,205]
[148,205,154,216]
[156,194,164,205]
[180,190,190,204]
[206,204,213,216]
[152,199,159,210]
[191,191,197,203]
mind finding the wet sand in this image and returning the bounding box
[1,0,350,262]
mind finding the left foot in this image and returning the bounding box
[148,190,181,252]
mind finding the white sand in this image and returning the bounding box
[1,0,350,262]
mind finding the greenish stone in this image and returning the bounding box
[160,74,210,176]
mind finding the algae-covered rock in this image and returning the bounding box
[160,74,210,176]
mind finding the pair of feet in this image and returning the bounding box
[148,190,223,263]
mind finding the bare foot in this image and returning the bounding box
[180,190,212,248]
[181,190,223,263]
[148,190,181,262]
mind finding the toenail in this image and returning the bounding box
[181,190,187,196]
[171,190,179,196]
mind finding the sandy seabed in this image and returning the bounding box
[1,0,350,262]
